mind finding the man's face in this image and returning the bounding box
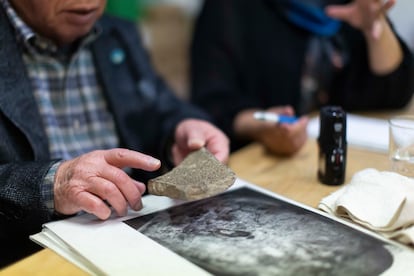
[9,0,107,45]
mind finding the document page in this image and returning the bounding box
[307,114,389,152]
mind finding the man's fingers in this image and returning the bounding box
[183,127,206,149]
[200,135,229,164]
[97,167,144,211]
[85,177,129,216]
[207,143,229,164]
[76,191,112,220]
[103,148,161,171]
[54,149,149,219]
[133,180,146,195]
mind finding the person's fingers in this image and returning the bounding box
[188,137,205,149]
[54,150,149,217]
[173,119,230,164]
[96,166,144,211]
[183,128,206,149]
[171,144,184,165]
[205,135,230,164]
[325,4,353,21]
[266,106,295,116]
[85,176,129,216]
[326,0,393,20]
[296,116,309,128]
[103,148,161,171]
[279,115,308,129]
[75,191,112,220]
[133,180,146,195]
[173,119,207,158]
[191,123,230,163]
[279,116,309,143]
[381,0,396,12]
[283,106,295,116]
[174,135,229,164]
[371,0,395,40]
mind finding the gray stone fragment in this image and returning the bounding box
[148,148,236,200]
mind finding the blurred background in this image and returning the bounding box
[105,0,414,100]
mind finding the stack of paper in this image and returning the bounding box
[307,114,389,153]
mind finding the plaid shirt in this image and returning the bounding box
[1,0,119,211]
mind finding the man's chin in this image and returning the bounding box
[53,29,92,46]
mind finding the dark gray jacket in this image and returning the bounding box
[0,11,208,266]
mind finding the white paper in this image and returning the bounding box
[307,113,389,152]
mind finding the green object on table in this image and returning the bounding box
[105,0,143,21]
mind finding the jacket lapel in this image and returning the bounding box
[0,9,49,160]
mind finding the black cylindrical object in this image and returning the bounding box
[317,106,347,185]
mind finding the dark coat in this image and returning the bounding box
[190,0,414,151]
[0,11,208,266]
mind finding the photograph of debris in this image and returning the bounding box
[124,187,399,276]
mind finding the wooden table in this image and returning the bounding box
[0,137,390,275]
[229,139,389,207]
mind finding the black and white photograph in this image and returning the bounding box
[124,187,397,276]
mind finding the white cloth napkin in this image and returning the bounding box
[319,168,414,245]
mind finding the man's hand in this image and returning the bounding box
[172,119,230,165]
[54,148,161,220]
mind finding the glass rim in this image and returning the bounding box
[389,115,414,129]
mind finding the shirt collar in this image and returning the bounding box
[0,0,35,44]
[0,0,101,57]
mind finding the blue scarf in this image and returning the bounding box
[279,0,342,36]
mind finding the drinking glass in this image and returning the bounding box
[389,115,414,177]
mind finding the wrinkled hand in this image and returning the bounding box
[54,149,161,220]
[326,0,395,39]
[171,119,230,165]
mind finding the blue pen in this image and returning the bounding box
[253,111,298,124]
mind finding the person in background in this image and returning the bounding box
[0,0,229,267]
[190,0,414,155]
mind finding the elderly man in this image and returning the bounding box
[0,0,229,267]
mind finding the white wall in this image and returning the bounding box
[150,0,203,16]
[389,0,414,50]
